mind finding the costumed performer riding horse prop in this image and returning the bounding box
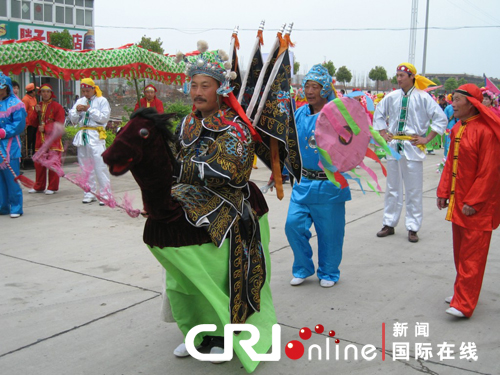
[102,49,277,373]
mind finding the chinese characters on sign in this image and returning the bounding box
[391,322,478,361]
[18,25,87,51]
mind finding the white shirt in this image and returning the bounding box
[373,87,447,161]
[69,95,111,147]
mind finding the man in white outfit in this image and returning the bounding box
[373,62,447,243]
[69,78,111,205]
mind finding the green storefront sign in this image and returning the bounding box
[0,20,92,50]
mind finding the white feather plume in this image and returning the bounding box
[175,51,184,64]
[197,40,209,53]
[218,50,229,61]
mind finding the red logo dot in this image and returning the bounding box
[335,339,340,344]
[285,340,304,360]
[315,324,324,334]
[329,330,336,337]
[299,327,312,340]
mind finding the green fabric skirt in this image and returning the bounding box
[148,213,277,373]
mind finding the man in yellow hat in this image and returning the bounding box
[69,78,111,205]
[373,63,447,243]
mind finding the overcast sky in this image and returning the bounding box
[94,0,500,81]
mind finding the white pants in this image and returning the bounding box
[77,138,111,200]
[382,157,423,232]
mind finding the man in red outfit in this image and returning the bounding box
[134,84,164,113]
[28,84,65,195]
[437,83,500,318]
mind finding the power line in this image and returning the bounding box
[95,25,500,33]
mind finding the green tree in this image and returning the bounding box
[293,61,300,75]
[458,78,467,86]
[391,75,398,85]
[444,77,459,92]
[137,36,164,54]
[369,66,388,92]
[49,29,74,49]
[432,77,441,86]
[336,66,352,88]
[322,60,336,77]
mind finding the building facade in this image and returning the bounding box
[0,0,95,107]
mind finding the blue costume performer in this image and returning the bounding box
[285,65,351,288]
[0,72,27,218]
[443,103,457,157]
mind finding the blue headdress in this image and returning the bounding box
[0,72,14,97]
[177,41,237,96]
[303,64,335,101]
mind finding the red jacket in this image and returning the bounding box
[30,100,65,152]
[22,94,38,127]
[437,115,500,231]
[134,97,164,113]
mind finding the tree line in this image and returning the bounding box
[47,33,478,94]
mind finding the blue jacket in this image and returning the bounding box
[0,76,26,160]
[292,104,351,204]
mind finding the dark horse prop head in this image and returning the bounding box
[102,108,211,247]
[103,108,178,176]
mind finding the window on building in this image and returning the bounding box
[44,4,52,22]
[76,8,84,26]
[65,6,73,24]
[75,0,83,5]
[65,0,74,4]
[55,5,64,23]
[11,0,21,18]
[21,1,30,20]
[84,9,92,26]
[0,0,7,18]
[33,1,52,22]
[55,0,63,3]
[85,0,93,8]
[34,2,43,21]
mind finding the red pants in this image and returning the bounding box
[450,223,492,317]
[33,152,61,191]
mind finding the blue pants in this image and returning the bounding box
[285,201,346,282]
[0,158,23,216]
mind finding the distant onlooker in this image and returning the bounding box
[22,83,39,157]
[12,81,20,98]
[134,84,164,113]
[438,94,447,111]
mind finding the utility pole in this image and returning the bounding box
[408,0,418,65]
[422,0,430,74]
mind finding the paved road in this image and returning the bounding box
[1,149,498,375]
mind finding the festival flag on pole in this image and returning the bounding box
[238,21,265,112]
[229,26,242,99]
[248,23,302,200]
[484,74,500,95]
